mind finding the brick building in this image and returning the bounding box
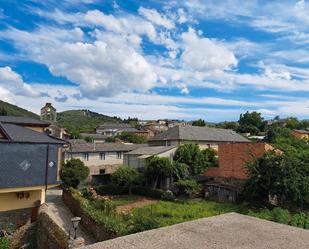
[203,142,274,202]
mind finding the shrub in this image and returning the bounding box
[111,166,140,195]
[291,212,307,228]
[161,190,175,201]
[271,208,290,224]
[61,159,89,188]
[130,213,160,233]
[175,180,202,198]
[0,238,9,249]
[94,184,129,195]
[132,186,165,199]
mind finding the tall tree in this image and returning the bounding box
[238,111,265,135]
[192,119,206,127]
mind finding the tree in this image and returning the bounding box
[111,166,140,195]
[145,156,174,189]
[238,111,265,135]
[61,159,89,188]
[173,144,208,176]
[202,148,219,167]
[243,133,309,208]
[0,107,7,116]
[192,119,206,127]
[216,121,239,131]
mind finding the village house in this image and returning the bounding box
[123,146,177,169]
[203,142,275,202]
[65,141,144,179]
[95,123,150,139]
[0,116,66,217]
[148,125,249,148]
[292,129,309,140]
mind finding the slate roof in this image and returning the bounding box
[0,122,66,144]
[125,146,176,155]
[149,126,249,143]
[97,123,132,129]
[68,142,145,153]
[0,115,50,127]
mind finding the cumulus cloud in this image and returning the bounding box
[0,66,43,97]
[181,28,237,72]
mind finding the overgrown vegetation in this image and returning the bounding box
[192,119,206,127]
[61,159,89,188]
[0,238,9,249]
[57,109,122,135]
[175,179,202,198]
[106,132,147,144]
[111,167,140,195]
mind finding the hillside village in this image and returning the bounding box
[0,101,309,248]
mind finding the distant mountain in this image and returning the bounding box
[57,109,122,134]
[0,100,39,119]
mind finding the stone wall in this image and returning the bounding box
[62,189,115,242]
[0,208,32,229]
[9,222,37,249]
[36,205,69,249]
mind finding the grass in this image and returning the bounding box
[0,238,9,249]
[131,200,249,227]
[110,195,141,206]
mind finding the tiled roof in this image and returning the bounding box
[125,146,176,155]
[69,142,146,153]
[0,115,50,126]
[294,129,309,134]
[0,123,66,144]
[149,126,249,143]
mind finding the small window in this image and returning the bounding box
[82,153,89,161]
[100,153,106,160]
[99,169,106,175]
[117,152,122,159]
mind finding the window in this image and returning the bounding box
[117,152,122,159]
[82,153,89,161]
[99,169,106,175]
[100,153,106,160]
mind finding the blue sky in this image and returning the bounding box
[0,0,308,121]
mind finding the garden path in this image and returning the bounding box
[46,188,95,245]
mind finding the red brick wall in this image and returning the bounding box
[204,143,270,180]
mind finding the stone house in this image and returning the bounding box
[65,142,144,177]
[123,146,177,169]
[0,116,66,214]
[292,129,309,140]
[95,123,150,138]
[148,125,249,148]
[40,103,57,122]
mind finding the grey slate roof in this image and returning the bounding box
[149,126,249,143]
[0,123,66,144]
[0,115,50,126]
[69,142,146,153]
[97,123,132,129]
[126,146,176,155]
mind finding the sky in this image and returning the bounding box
[0,0,308,122]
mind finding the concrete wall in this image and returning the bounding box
[37,205,70,249]
[68,152,123,175]
[204,143,271,180]
[0,187,45,212]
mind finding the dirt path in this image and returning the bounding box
[46,188,95,245]
[116,197,158,213]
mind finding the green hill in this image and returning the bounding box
[57,109,122,134]
[0,100,39,119]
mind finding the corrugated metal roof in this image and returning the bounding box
[126,146,176,155]
[149,126,249,143]
[0,123,66,144]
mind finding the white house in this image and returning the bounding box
[66,141,144,176]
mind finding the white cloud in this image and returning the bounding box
[0,66,43,97]
[180,28,237,72]
[138,7,175,29]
